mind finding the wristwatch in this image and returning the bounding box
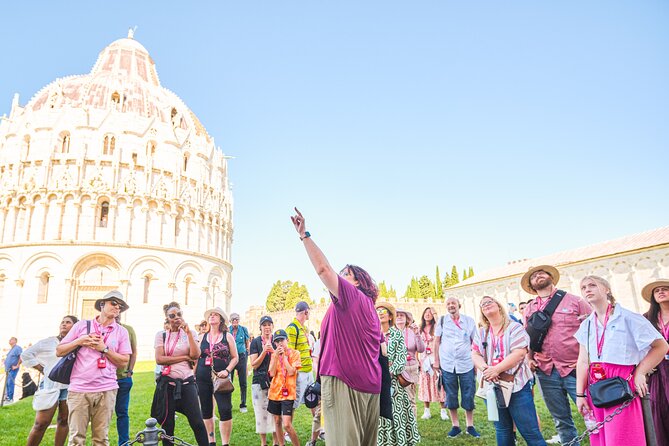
[300,231,311,241]
[102,347,109,354]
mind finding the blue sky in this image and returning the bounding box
[2,1,668,315]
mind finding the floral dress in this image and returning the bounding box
[377,327,421,446]
[418,328,445,403]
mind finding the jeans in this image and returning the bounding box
[115,377,133,445]
[441,367,476,411]
[536,367,579,446]
[231,352,248,408]
[5,368,18,400]
[494,381,547,446]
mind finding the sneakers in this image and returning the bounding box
[546,435,561,444]
[305,442,316,446]
[421,408,431,419]
[318,431,325,441]
[285,432,292,443]
[239,406,248,413]
[466,426,481,438]
[447,426,462,438]
[440,408,449,420]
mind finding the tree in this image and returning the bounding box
[450,265,459,286]
[468,266,474,278]
[403,277,421,300]
[265,280,312,311]
[387,285,398,299]
[435,266,444,300]
[378,281,390,299]
[462,268,468,281]
[418,275,435,301]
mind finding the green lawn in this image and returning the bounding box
[0,361,590,445]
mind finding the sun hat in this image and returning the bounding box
[376,302,397,325]
[94,290,129,312]
[520,265,560,295]
[204,307,229,324]
[396,308,414,324]
[641,279,669,302]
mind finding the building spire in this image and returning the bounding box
[128,26,137,39]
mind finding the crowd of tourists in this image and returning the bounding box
[4,208,669,446]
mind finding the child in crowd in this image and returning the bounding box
[267,329,302,446]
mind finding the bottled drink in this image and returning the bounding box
[583,412,599,434]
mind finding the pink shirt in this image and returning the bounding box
[319,276,383,394]
[61,317,132,393]
[401,327,425,365]
[524,289,591,377]
[154,329,199,380]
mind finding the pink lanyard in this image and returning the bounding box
[452,317,463,330]
[658,315,669,340]
[403,328,413,361]
[536,296,551,312]
[595,304,612,359]
[165,330,181,356]
[491,330,505,360]
[95,324,113,344]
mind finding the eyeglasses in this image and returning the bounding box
[376,308,389,315]
[479,300,495,308]
[168,311,183,319]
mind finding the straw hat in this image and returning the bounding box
[376,302,397,325]
[520,265,560,295]
[204,307,229,324]
[396,308,414,324]
[641,279,669,303]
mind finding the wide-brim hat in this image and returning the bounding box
[204,307,229,324]
[520,265,560,295]
[641,279,669,303]
[396,308,414,324]
[376,302,397,325]
[95,290,129,313]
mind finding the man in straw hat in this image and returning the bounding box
[56,290,132,446]
[521,265,590,446]
[290,207,382,446]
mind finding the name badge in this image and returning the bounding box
[205,356,212,366]
[282,387,289,397]
[161,366,171,376]
[97,357,107,369]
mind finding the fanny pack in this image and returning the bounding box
[525,290,565,352]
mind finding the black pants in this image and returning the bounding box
[162,381,209,446]
[230,352,248,408]
[197,379,233,421]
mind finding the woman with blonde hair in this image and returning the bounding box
[574,275,667,446]
[417,307,447,420]
[472,296,546,446]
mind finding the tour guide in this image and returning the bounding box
[291,207,383,446]
[56,290,132,446]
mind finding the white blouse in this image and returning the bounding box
[574,304,662,365]
[20,336,67,391]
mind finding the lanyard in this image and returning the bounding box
[491,329,505,360]
[165,330,181,356]
[94,323,113,344]
[595,304,612,359]
[658,314,669,340]
[209,332,222,347]
[452,317,463,330]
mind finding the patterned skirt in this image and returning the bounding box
[418,368,445,403]
[377,376,421,446]
[251,384,275,434]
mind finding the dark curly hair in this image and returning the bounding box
[163,301,181,316]
[343,264,378,302]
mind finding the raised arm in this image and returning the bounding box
[291,208,339,297]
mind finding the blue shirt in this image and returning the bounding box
[230,325,250,354]
[4,345,22,369]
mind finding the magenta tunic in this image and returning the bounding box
[586,363,646,446]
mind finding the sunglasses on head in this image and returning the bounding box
[168,311,183,319]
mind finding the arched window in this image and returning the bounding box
[184,276,192,305]
[147,141,156,158]
[37,272,50,303]
[103,135,116,155]
[183,153,189,171]
[60,132,70,153]
[99,201,109,227]
[132,153,138,165]
[24,135,31,159]
[111,91,120,105]
[143,274,151,303]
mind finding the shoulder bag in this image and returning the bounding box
[49,321,90,384]
[211,332,234,394]
[525,290,566,352]
[586,320,635,408]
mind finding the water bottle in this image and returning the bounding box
[583,411,599,434]
[486,385,499,421]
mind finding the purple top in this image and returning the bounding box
[61,317,132,393]
[319,275,383,394]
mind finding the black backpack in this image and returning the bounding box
[525,290,566,352]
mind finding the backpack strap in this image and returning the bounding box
[86,320,91,334]
[288,322,300,349]
[543,290,566,317]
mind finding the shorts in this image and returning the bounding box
[441,368,476,411]
[294,371,315,409]
[267,399,295,416]
[59,389,68,401]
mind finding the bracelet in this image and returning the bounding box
[300,231,311,241]
[576,393,586,398]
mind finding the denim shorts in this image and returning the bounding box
[441,368,475,411]
[58,389,68,401]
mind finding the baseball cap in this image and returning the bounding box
[260,316,274,326]
[273,329,288,342]
[295,301,310,313]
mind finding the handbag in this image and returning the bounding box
[477,327,520,407]
[210,349,234,394]
[586,321,635,408]
[397,372,413,388]
[49,321,90,384]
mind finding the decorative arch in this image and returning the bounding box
[20,252,65,278]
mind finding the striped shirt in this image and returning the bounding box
[286,318,313,373]
[472,321,532,393]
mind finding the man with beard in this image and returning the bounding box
[521,265,590,446]
[433,297,480,438]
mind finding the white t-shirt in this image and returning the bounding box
[574,304,662,365]
[154,329,199,380]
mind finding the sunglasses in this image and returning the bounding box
[107,300,122,307]
[168,311,183,319]
[376,308,389,315]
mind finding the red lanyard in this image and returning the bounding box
[452,317,463,330]
[165,330,181,356]
[658,314,669,340]
[491,329,505,359]
[595,304,612,359]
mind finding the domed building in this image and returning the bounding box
[0,31,233,358]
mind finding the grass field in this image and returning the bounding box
[0,361,590,446]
